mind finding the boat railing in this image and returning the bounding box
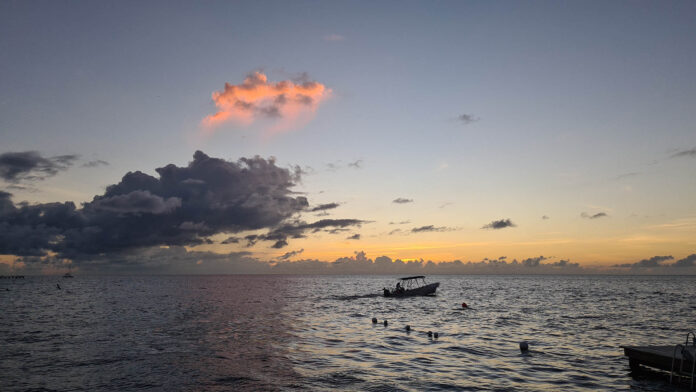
[687,332,696,347]
[671,332,696,389]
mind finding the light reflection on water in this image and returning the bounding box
[1,275,694,391]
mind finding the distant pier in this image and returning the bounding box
[0,275,25,279]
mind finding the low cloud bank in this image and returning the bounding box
[614,254,696,270]
[4,249,696,276]
[2,249,585,275]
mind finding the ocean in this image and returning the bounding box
[1,275,694,391]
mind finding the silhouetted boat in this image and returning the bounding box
[383,276,439,297]
[63,272,73,278]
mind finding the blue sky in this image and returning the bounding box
[1,1,695,272]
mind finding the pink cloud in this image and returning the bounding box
[201,72,331,135]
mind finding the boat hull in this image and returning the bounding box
[384,282,439,297]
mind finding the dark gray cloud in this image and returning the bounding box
[221,236,241,244]
[0,191,82,256]
[0,151,321,258]
[5,184,38,192]
[348,160,362,169]
[346,234,360,240]
[549,259,580,267]
[82,160,109,168]
[290,165,314,178]
[389,220,410,225]
[613,172,640,180]
[392,198,413,204]
[482,219,516,229]
[521,256,548,267]
[326,160,362,171]
[411,225,451,233]
[458,113,478,124]
[277,248,304,260]
[245,218,367,248]
[671,147,696,158]
[271,239,288,249]
[0,151,78,182]
[581,212,608,219]
[614,255,674,268]
[674,254,696,267]
[309,203,340,212]
[542,215,550,220]
[90,190,182,214]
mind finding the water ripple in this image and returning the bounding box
[1,275,695,391]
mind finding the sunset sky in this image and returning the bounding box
[1,1,695,274]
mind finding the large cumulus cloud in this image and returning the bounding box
[0,151,359,260]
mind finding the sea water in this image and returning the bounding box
[1,275,694,391]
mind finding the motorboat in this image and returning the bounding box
[383,276,439,297]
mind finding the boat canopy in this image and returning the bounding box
[399,276,426,280]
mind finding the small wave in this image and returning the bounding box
[331,293,382,300]
[443,345,490,356]
[320,371,365,387]
[215,376,259,386]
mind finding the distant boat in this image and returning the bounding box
[63,272,73,278]
[383,276,439,297]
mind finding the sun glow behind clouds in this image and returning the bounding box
[201,72,331,135]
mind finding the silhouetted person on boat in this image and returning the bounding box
[396,282,404,294]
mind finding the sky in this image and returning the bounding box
[1,0,695,274]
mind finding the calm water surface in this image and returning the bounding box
[1,275,694,391]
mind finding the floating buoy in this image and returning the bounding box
[519,341,529,352]
[434,332,439,339]
[372,317,378,324]
[462,302,468,308]
[383,320,388,326]
[427,331,433,337]
[405,325,411,332]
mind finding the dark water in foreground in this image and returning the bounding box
[1,275,694,391]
